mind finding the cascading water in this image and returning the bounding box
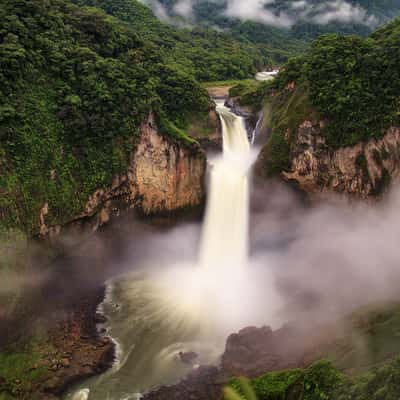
[67,102,255,400]
[199,102,251,272]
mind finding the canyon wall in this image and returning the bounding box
[282,123,400,199]
[39,114,206,238]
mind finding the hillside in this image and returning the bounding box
[0,0,213,236]
[249,17,400,197]
[72,0,303,79]
[147,0,400,40]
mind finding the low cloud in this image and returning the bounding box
[224,0,294,28]
[142,0,378,28]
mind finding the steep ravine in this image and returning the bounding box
[39,114,207,239]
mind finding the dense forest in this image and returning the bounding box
[0,0,265,236]
[151,0,400,39]
[240,17,400,177]
[0,0,208,235]
[73,0,304,75]
[0,0,311,236]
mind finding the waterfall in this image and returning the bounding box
[67,102,262,400]
[199,102,251,272]
[71,389,90,400]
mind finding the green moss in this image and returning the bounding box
[257,85,312,178]
[258,130,291,178]
[0,337,55,399]
[157,117,199,148]
[202,79,256,88]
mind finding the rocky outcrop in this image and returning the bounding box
[133,115,206,214]
[141,322,335,400]
[282,124,400,199]
[225,97,260,136]
[39,114,206,238]
[142,366,224,400]
[221,325,321,377]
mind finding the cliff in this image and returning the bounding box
[254,84,400,199]
[254,19,400,199]
[39,114,206,239]
[282,124,400,199]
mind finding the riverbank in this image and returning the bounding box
[0,213,205,399]
[0,279,115,400]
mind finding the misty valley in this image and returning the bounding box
[1,1,400,400]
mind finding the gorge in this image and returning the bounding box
[2,1,400,400]
[67,99,257,400]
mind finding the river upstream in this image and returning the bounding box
[67,102,259,400]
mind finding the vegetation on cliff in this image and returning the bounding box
[253,17,400,178]
[226,358,400,400]
[225,303,400,400]
[0,0,213,236]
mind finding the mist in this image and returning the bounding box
[250,182,400,326]
[140,0,378,28]
[101,181,400,338]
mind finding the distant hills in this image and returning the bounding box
[144,0,400,40]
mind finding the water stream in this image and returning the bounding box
[68,102,252,400]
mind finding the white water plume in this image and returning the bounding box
[67,101,281,400]
[199,103,251,273]
[71,389,90,400]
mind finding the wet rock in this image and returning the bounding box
[143,366,224,400]
[179,351,198,365]
[94,313,107,324]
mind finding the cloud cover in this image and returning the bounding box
[142,0,377,28]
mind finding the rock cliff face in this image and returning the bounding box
[134,115,206,214]
[282,124,400,199]
[40,114,206,238]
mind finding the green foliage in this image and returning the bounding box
[256,85,313,177]
[271,20,400,148]
[229,81,273,111]
[202,79,256,89]
[0,339,54,399]
[302,361,343,400]
[330,303,400,372]
[226,377,258,400]
[73,0,278,82]
[252,369,302,398]
[226,358,400,400]
[258,130,291,178]
[226,361,342,400]
[0,0,211,235]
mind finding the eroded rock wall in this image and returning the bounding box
[40,114,206,238]
[283,124,400,199]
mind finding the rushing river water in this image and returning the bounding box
[67,102,252,400]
